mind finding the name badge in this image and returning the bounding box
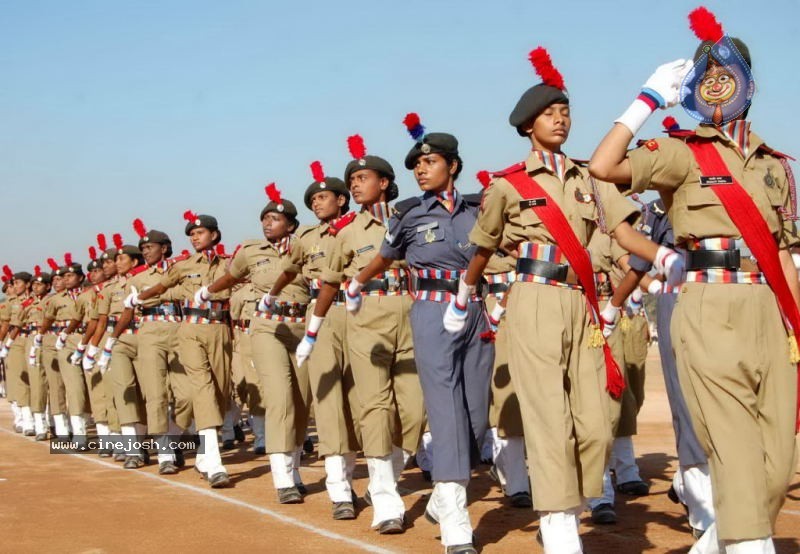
[356,245,375,255]
[309,252,325,262]
[700,175,733,186]
[416,222,439,233]
[186,273,202,279]
[255,259,270,267]
[519,198,547,209]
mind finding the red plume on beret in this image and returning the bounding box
[34,265,41,278]
[181,249,190,257]
[265,183,283,204]
[528,47,565,91]
[183,210,198,223]
[97,233,108,251]
[662,116,680,131]
[215,243,226,256]
[133,218,147,238]
[403,113,425,141]
[347,135,367,159]
[113,234,123,250]
[3,265,13,279]
[88,246,97,260]
[47,258,59,271]
[310,161,326,183]
[476,170,492,189]
[232,244,242,259]
[64,253,73,266]
[689,6,724,43]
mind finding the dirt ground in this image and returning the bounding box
[1,344,798,553]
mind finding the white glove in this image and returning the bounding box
[82,344,100,372]
[345,278,364,314]
[27,346,37,367]
[654,246,685,288]
[627,288,644,314]
[615,59,693,135]
[257,292,277,313]
[295,315,324,367]
[33,333,43,349]
[193,285,210,305]
[600,301,622,338]
[647,279,663,295]
[97,337,117,373]
[488,303,506,333]
[0,337,13,359]
[443,277,475,334]
[55,331,68,351]
[123,286,140,309]
[70,342,86,365]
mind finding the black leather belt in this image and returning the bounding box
[362,276,409,293]
[310,289,347,303]
[234,319,251,329]
[415,278,484,295]
[106,318,137,333]
[269,304,308,317]
[182,307,231,322]
[141,303,181,317]
[685,249,741,271]
[486,282,510,295]
[516,258,569,282]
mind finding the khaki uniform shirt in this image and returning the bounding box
[160,252,231,302]
[230,282,258,322]
[96,276,128,319]
[126,263,177,307]
[283,223,339,284]
[628,124,800,249]
[229,238,308,303]
[44,290,78,325]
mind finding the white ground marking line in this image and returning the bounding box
[0,427,396,554]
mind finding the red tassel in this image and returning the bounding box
[347,135,367,159]
[133,218,147,238]
[34,265,41,278]
[403,112,420,130]
[662,116,680,130]
[181,249,190,257]
[88,246,97,260]
[64,253,73,266]
[113,234,123,250]
[310,161,325,183]
[689,7,724,43]
[528,46,566,90]
[2,265,12,279]
[215,243,226,256]
[183,210,198,223]
[96,233,107,251]
[476,170,492,189]
[265,183,282,203]
[47,258,59,271]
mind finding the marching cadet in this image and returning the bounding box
[200,186,312,502]
[1,270,35,436]
[293,137,426,534]
[265,160,362,517]
[0,273,13,407]
[589,7,799,553]
[38,258,69,439]
[475,170,532,510]
[126,211,233,488]
[456,48,661,552]
[22,266,52,440]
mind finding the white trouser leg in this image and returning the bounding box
[292,448,303,486]
[70,414,87,440]
[199,427,225,475]
[33,412,46,435]
[495,435,529,496]
[722,537,775,554]
[611,436,642,484]
[682,464,716,532]
[11,402,22,427]
[55,414,72,437]
[416,431,434,472]
[539,508,584,554]
[367,455,405,526]
[269,452,295,489]
[121,424,138,455]
[156,434,176,464]
[392,445,411,481]
[435,480,473,547]
[251,415,265,449]
[324,455,353,503]
[587,466,615,509]
[689,522,720,554]
[481,427,495,462]
[21,406,34,432]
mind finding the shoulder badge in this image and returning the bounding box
[393,197,422,220]
[462,193,482,207]
[491,161,526,177]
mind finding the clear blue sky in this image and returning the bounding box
[1,0,797,271]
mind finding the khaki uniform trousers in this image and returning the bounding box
[24,335,48,413]
[232,328,264,417]
[250,316,310,453]
[176,322,232,431]
[347,295,425,458]
[136,321,191,434]
[306,303,360,457]
[68,333,114,428]
[506,283,611,512]
[486,295,524,438]
[616,314,648,437]
[109,333,145,426]
[8,338,29,406]
[42,335,67,415]
[673,283,797,541]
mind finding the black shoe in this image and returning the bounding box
[123,455,145,469]
[296,483,308,495]
[174,448,186,468]
[35,433,48,441]
[692,527,706,539]
[616,480,650,496]
[364,490,372,506]
[233,424,245,443]
[98,448,113,458]
[253,446,266,455]
[13,424,23,433]
[446,545,477,554]
[159,461,179,475]
[332,501,356,520]
[591,502,617,524]
[421,469,432,482]
[221,439,236,451]
[23,428,35,437]
[424,509,439,525]
[377,518,404,534]
[510,491,533,508]
[114,452,127,462]
[303,437,314,454]
[488,464,500,484]
[141,449,150,465]
[208,472,231,488]
[277,486,303,504]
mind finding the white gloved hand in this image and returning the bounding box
[82,344,100,372]
[654,246,685,288]
[647,279,663,295]
[33,333,43,349]
[55,331,68,351]
[443,277,475,334]
[615,58,693,135]
[27,346,37,367]
[0,343,9,359]
[97,337,117,373]
[296,315,324,366]
[193,285,210,305]
[70,342,86,365]
[257,292,277,313]
[123,286,140,309]
[488,303,506,333]
[627,287,644,314]
[345,278,364,314]
[600,301,622,338]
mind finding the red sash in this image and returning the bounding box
[502,169,625,399]
[685,138,800,430]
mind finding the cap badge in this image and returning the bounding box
[277,204,285,213]
[421,143,431,154]
[194,219,201,225]
[320,182,326,189]
[358,158,366,167]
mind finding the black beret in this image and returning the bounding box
[694,37,751,68]
[34,272,52,285]
[116,245,144,259]
[509,84,570,137]
[344,155,399,201]
[13,272,33,283]
[59,263,84,276]
[303,177,350,210]
[404,133,459,170]
[87,259,102,271]
[184,214,219,236]
[260,199,299,221]
[101,248,118,261]
[138,229,172,249]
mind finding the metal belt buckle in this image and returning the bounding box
[287,305,298,317]
[386,275,399,292]
[208,309,222,320]
[726,250,741,271]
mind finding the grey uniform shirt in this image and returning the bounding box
[629,199,675,272]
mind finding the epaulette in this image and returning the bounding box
[239,239,263,249]
[21,297,35,308]
[462,193,482,207]
[393,197,422,220]
[492,161,526,177]
[166,251,191,266]
[757,144,796,162]
[570,158,589,167]
[128,265,149,277]
[295,225,315,237]
[329,211,357,235]
[649,199,666,216]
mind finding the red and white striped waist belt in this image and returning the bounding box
[412,269,480,303]
[181,300,231,325]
